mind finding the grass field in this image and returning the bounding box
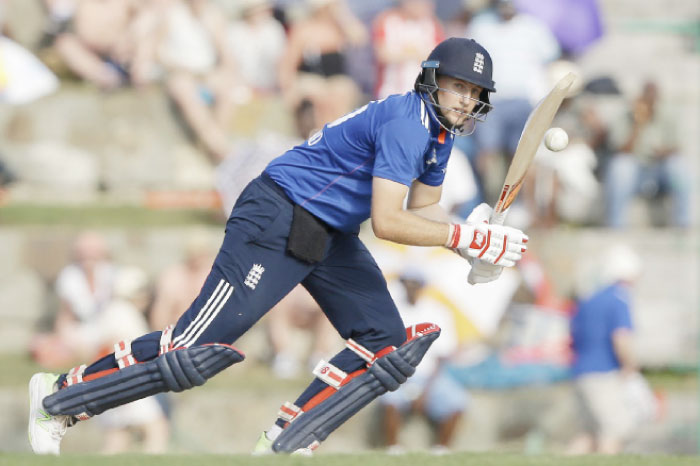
[0,204,221,227]
[2,453,699,466]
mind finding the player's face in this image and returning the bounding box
[435,75,484,127]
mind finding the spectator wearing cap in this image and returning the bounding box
[567,245,644,454]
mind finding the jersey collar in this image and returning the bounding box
[417,91,452,144]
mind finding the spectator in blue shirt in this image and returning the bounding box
[567,244,642,454]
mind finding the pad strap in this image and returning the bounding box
[66,365,87,387]
[65,365,91,420]
[312,360,348,389]
[345,339,375,364]
[159,325,174,355]
[277,402,303,424]
[346,338,396,366]
[114,340,136,369]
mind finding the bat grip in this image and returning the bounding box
[489,209,508,226]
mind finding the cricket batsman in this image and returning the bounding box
[28,37,528,455]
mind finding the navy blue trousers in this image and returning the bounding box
[73,174,406,409]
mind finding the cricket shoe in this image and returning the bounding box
[292,447,314,456]
[251,431,315,456]
[28,373,72,455]
[251,431,274,455]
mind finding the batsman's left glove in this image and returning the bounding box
[468,259,504,284]
[453,202,491,265]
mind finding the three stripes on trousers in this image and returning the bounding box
[172,279,234,348]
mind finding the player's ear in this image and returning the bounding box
[477,89,492,114]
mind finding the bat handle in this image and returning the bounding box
[489,208,509,226]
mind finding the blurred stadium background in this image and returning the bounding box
[0,0,698,458]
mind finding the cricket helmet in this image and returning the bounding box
[415,37,496,134]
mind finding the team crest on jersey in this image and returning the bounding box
[244,264,265,290]
[425,148,437,166]
[473,53,485,74]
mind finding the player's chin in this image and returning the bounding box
[449,113,469,128]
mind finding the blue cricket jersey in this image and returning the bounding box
[570,283,634,377]
[264,91,455,232]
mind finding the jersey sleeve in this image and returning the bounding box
[609,295,633,332]
[417,145,450,187]
[373,118,430,186]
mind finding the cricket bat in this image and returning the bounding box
[468,72,576,284]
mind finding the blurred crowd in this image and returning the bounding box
[0,0,692,228]
[0,0,692,456]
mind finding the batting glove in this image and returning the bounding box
[446,206,528,268]
[449,203,490,265]
[468,259,504,284]
[466,202,492,226]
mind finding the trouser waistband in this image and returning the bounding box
[260,171,293,204]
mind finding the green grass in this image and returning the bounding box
[0,204,221,227]
[1,453,699,466]
[0,354,45,388]
[643,368,700,391]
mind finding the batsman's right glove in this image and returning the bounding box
[446,202,528,270]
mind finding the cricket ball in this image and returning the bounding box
[544,127,569,151]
